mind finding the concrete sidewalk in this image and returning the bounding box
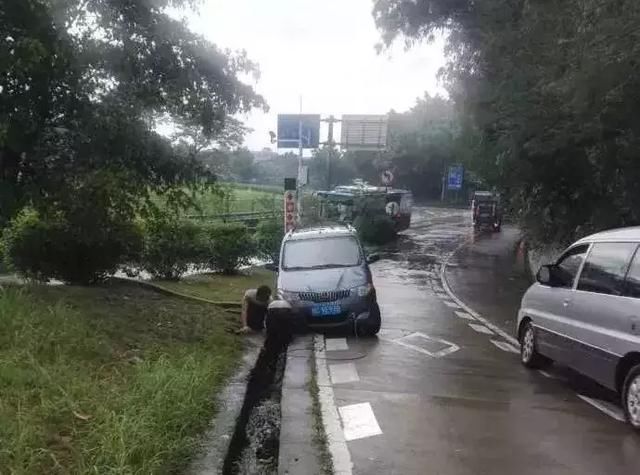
[278,334,327,475]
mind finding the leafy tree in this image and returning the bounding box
[374,0,640,243]
[255,219,284,264]
[307,146,357,189]
[229,148,256,181]
[1,0,265,224]
[206,223,255,274]
[387,94,460,199]
[140,211,208,281]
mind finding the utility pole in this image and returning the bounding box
[322,115,340,189]
[297,96,303,222]
[440,159,446,202]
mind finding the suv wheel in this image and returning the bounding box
[520,321,550,369]
[622,364,640,431]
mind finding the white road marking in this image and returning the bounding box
[440,258,520,346]
[382,332,460,358]
[325,337,349,351]
[329,363,360,385]
[538,370,561,380]
[442,300,461,309]
[440,238,630,425]
[314,336,353,474]
[338,402,383,441]
[577,395,625,422]
[490,339,519,353]
[468,323,494,335]
[454,310,475,320]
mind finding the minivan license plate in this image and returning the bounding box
[312,303,341,317]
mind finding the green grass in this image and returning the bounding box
[0,282,242,474]
[191,186,280,216]
[308,350,334,475]
[155,268,275,303]
[149,184,281,218]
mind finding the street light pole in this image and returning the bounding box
[297,96,303,223]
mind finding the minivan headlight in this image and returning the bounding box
[355,284,373,297]
[277,289,299,301]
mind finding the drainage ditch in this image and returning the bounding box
[222,334,289,475]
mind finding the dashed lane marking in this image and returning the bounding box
[539,370,562,380]
[329,363,360,385]
[577,395,625,422]
[339,402,383,441]
[440,257,519,346]
[440,237,627,424]
[490,339,519,353]
[468,323,494,335]
[326,337,349,351]
[454,310,475,320]
[442,300,461,309]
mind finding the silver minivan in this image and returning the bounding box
[517,226,640,430]
[275,225,381,335]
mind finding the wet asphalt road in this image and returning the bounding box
[320,206,640,475]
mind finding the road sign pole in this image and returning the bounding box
[297,97,303,224]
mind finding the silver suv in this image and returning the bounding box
[517,226,640,430]
[276,225,381,335]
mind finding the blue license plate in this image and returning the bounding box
[312,303,341,317]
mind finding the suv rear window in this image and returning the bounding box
[577,242,637,295]
[282,236,361,270]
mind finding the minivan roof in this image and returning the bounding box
[284,225,357,241]
[575,226,640,245]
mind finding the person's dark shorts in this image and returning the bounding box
[246,301,267,331]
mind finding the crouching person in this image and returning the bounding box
[237,285,272,334]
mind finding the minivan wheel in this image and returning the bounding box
[356,303,381,337]
[622,364,640,431]
[520,321,550,369]
[367,303,381,336]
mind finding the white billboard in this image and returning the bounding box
[340,114,388,151]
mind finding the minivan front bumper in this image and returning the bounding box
[279,294,376,332]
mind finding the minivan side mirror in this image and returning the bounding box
[536,264,554,286]
[366,253,380,264]
[264,262,278,272]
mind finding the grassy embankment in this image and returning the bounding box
[156,268,274,303]
[0,281,249,474]
[150,184,281,217]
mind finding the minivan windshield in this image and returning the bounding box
[282,237,361,270]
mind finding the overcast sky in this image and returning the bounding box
[181,0,446,150]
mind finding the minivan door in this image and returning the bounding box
[570,242,637,389]
[530,244,590,364]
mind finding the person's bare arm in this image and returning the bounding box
[240,294,249,329]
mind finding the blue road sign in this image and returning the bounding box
[447,165,464,190]
[277,114,320,149]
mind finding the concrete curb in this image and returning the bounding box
[111,277,241,310]
[188,334,264,474]
[278,334,323,475]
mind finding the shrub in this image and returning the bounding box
[254,219,284,264]
[140,214,207,280]
[2,207,142,284]
[354,213,397,245]
[206,223,255,274]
